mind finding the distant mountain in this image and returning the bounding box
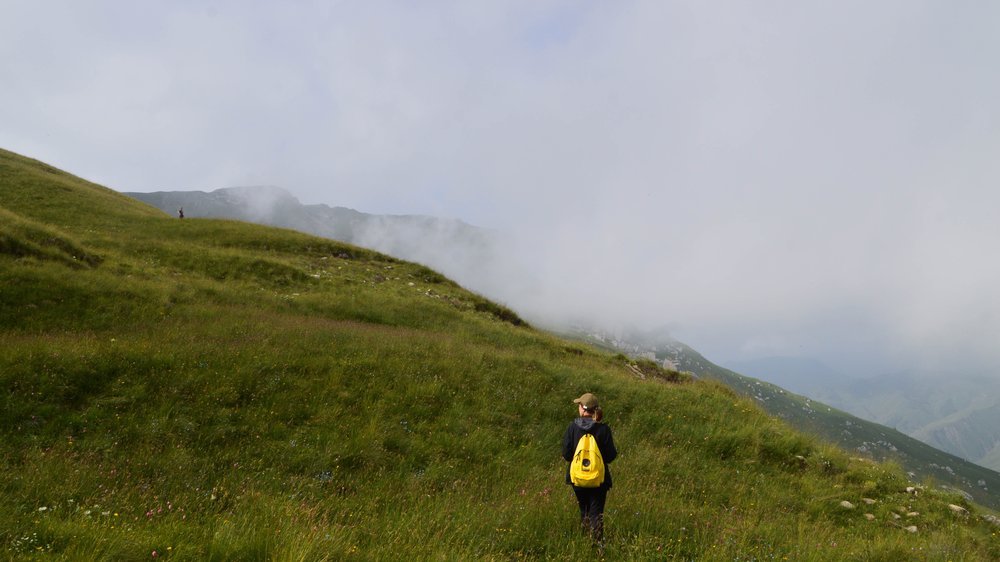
[914,401,1000,467]
[571,327,1000,510]
[125,186,506,295]
[724,356,1000,473]
[802,372,1000,472]
[809,372,995,432]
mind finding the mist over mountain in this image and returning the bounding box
[9,1,1000,415]
[723,356,847,398]
[127,187,540,313]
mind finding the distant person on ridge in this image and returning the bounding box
[178,208,184,219]
[562,392,617,545]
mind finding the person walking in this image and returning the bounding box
[562,392,617,545]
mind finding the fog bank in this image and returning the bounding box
[4,1,1000,378]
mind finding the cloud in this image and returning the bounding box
[3,1,1000,376]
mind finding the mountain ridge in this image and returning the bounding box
[126,186,510,300]
[723,355,1000,472]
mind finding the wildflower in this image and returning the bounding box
[152,550,159,558]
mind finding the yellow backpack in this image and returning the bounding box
[570,433,605,487]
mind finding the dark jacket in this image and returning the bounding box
[562,417,617,489]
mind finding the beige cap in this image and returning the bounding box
[573,392,599,410]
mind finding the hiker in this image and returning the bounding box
[563,392,617,544]
[178,208,184,219]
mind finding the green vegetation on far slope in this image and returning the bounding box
[2,148,998,560]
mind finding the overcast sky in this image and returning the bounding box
[3,1,1000,378]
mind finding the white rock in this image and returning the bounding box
[904,526,918,533]
[840,501,855,509]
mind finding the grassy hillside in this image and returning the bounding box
[2,148,998,560]
[673,346,1000,512]
[576,331,1000,511]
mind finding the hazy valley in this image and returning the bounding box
[728,357,1000,473]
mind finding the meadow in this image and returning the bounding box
[2,147,998,560]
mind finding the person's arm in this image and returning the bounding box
[601,426,618,464]
[562,424,575,461]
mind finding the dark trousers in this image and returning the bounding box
[573,486,608,541]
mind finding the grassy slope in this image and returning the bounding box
[1,147,998,560]
[569,333,1000,512]
[667,345,1000,512]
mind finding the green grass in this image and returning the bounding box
[616,335,1000,512]
[2,147,999,560]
